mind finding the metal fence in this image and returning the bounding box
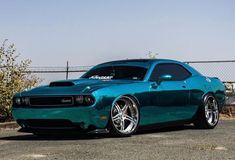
[185,60,235,82]
[25,60,235,84]
[185,60,235,106]
[26,61,92,84]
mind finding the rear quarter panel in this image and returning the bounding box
[210,77,226,111]
[186,75,225,111]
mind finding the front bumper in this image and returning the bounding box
[12,106,110,131]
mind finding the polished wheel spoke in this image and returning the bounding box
[212,100,217,110]
[205,112,210,119]
[120,119,125,131]
[213,110,218,121]
[122,104,128,113]
[124,114,136,124]
[206,109,213,113]
[208,101,213,107]
[114,123,121,129]
[112,113,122,122]
[114,104,122,113]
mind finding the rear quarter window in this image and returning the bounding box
[150,63,192,81]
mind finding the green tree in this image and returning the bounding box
[0,40,41,122]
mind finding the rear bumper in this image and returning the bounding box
[12,106,110,130]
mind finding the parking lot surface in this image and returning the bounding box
[0,120,234,160]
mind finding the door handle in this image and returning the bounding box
[182,85,186,88]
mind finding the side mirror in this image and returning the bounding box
[157,74,173,84]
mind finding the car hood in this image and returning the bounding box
[19,79,141,96]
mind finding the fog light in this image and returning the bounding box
[15,98,21,105]
[75,96,84,104]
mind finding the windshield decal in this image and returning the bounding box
[90,75,113,80]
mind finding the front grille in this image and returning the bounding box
[29,96,74,107]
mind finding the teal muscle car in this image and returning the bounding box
[12,59,226,137]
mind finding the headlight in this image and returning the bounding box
[84,95,95,105]
[14,97,30,106]
[74,95,95,106]
[75,96,84,104]
[15,98,21,105]
[22,97,30,105]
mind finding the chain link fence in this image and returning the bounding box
[27,60,235,83]
[185,60,235,107]
[186,60,235,82]
[27,65,92,84]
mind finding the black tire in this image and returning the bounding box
[33,132,48,137]
[108,96,140,137]
[194,94,219,129]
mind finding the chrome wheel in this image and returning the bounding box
[111,96,139,135]
[205,96,219,126]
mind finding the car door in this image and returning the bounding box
[146,63,193,124]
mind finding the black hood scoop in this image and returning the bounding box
[49,81,75,87]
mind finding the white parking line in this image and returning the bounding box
[24,154,47,158]
[215,146,228,151]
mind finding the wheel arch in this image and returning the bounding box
[123,94,141,108]
[111,94,141,109]
[193,92,216,120]
[202,92,223,112]
[194,91,220,129]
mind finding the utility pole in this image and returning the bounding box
[66,61,69,80]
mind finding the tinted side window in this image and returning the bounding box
[150,63,191,81]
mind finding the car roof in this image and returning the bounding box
[95,58,202,76]
[82,59,202,81]
[97,59,181,67]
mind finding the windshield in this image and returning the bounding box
[82,66,147,80]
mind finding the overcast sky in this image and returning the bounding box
[0,0,235,68]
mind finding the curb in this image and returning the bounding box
[0,121,19,129]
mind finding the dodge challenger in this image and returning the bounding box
[12,59,226,136]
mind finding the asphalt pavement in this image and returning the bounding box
[0,120,234,160]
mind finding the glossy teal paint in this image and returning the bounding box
[12,59,226,130]
[12,106,109,128]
